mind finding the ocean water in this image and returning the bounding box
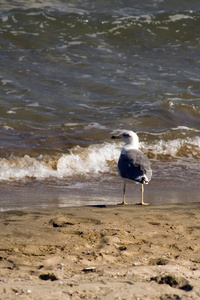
[0,0,199,210]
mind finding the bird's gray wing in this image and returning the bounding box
[118,149,152,183]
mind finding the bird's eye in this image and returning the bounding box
[123,133,130,138]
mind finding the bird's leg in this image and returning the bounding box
[141,184,149,205]
[136,184,149,205]
[123,182,126,204]
[118,182,129,205]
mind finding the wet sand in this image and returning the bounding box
[0,204,200,299]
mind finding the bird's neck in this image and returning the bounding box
[122,142,139,153]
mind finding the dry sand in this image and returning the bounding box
[0,204,200,299]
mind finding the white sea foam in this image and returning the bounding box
[0,137,199,181]
[1,79,13,85]
[0,155,56,180]
[3,125,14,131]
[169,14,193,22]
[7,110,16,114]
[56,143,120,177]
[26,102,40,107]
[84,122,107,130]
[0,143,120,181]
[141,136,200,158]
[171,126,200,132]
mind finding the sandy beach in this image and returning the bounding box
[0,203,200,299]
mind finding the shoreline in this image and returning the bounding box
[0,175,200,211]
[0,203,200,299]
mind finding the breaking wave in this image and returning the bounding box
[144,136,200,160]
[0,136,199,181]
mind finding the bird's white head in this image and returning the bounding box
[112,130,139,150]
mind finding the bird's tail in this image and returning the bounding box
[141,175,149,184]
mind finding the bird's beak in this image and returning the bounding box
[111,135,120,139]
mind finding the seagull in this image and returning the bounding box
[112,130,152,205]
